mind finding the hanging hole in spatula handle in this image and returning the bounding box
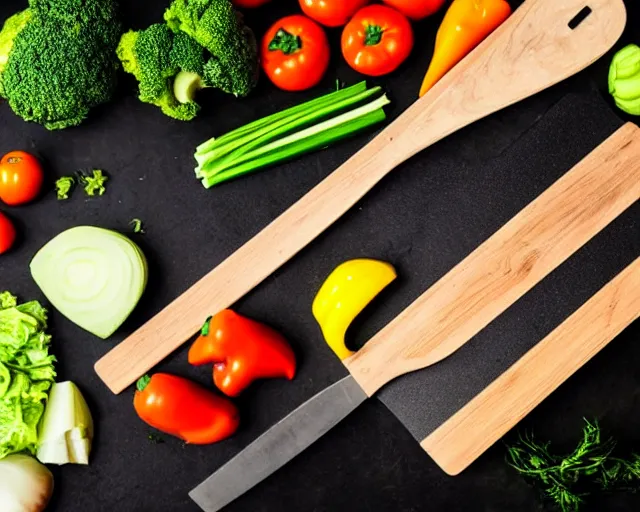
[569,6,593,29]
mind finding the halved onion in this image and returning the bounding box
[30,226,148,339]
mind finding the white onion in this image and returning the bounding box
[30,226,147,339]
[0,454,54,512]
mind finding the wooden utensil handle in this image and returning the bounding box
[422,257,640,476]
[344,123,640,396]
[95,0,626,394]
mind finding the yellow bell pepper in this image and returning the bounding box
[312,259,397,360]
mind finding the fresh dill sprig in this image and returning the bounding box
[507,419,640,512]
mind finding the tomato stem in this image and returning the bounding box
[364,25,384,46]
[136,375,151,392]
[268,28,302,55]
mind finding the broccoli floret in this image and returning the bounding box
[164,0,258,97]
[170,31,206,77]
[0,0,122,130]
[0,10,32,97]
[132,24,177,103]
[117,24,203,122]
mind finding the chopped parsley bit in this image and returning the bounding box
[78,169,108,196]
[55,176,76,200]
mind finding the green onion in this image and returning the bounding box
[195,82,389,188]
[199,87,382,177]
[195,82,368,158]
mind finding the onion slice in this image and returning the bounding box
[30,226,148,339]
[37,381,93,465]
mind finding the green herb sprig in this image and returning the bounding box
[55,176,76,200]
[77,169,108,196]
[507,420,640,512]
[129,218,145,234]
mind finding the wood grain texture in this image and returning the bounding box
[422,257,640,476]
[95,0,627,394]
[344,123,640,395]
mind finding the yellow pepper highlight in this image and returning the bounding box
[312,259,397,360]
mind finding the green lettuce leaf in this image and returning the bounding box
[0,291,56,459]
[0,292,17,309]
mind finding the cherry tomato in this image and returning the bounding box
[0,212,16,254]
[300,0,369,27]
[261,15,330,91]
[0,151,44,206]
[381,0,446,20]
[342,5,414,77]
[232,0,271,7]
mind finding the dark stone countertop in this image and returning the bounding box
[0,1,638,511]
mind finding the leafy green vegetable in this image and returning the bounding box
[609,44,640,116]
[0,292,56,459]
[0,292,17,309]
[55,176,75,200]
[195,82,389,188]
[117,24,202,121]
[117,0,258,120]
[507,419,640,511]
[78,170,108,197]
[164,0,258,98]
[130,218,145,234]
[0,0,122,130]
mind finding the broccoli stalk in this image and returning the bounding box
[0,0,122,130]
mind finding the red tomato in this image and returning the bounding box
[232,0,271,7]
[342,5,414,77]
[300,0,369,27]
[0,212,16,254]
[0,151,44,206]
[381,0,446,20]
[261,15,330,91]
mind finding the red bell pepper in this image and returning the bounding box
[133,373,239,444]
[189,310,297,397]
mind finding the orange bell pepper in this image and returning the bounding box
[419,0,511,97]
[189,310,296,397]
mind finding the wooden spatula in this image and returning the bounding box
[96,0,627,393]
[189,124,640,512]
[423,255,640,475]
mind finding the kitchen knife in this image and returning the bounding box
[95,0,627,394]
[189,123,640,511]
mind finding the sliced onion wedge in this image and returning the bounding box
[30,226,148,339]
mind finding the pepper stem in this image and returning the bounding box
[268,28,302,55]
[365,25,384,46]
[201,315,213,336]
[136,375,151,392]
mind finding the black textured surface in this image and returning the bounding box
[377,91,638,440]
[0,1,638,512]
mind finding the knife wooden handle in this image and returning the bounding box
[344,123,640,396]
[422,256,640,476]
[95,0,626,394]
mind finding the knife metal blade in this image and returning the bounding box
[189,376,367,512]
